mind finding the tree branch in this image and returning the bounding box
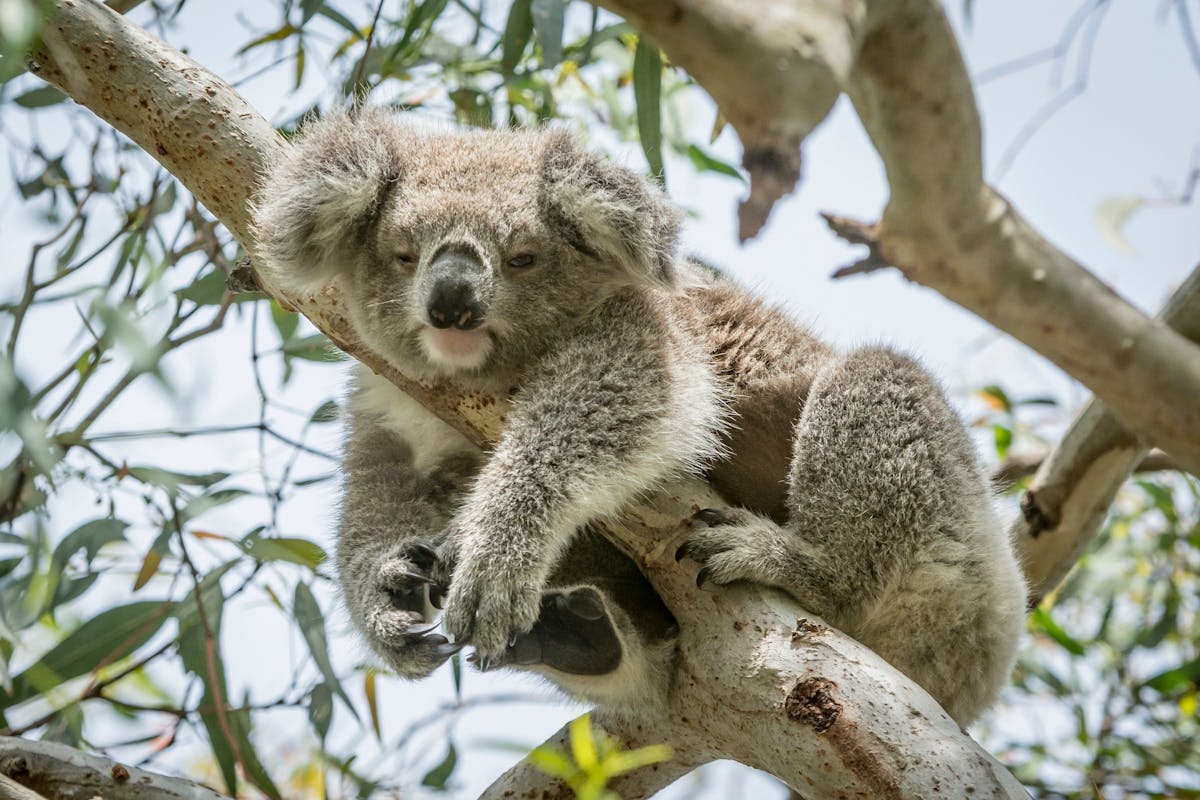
[0,736,229,800]
[592,0,1200,477]
[28,1,1030,797]
[1014,263,1200,605]
[991,447,1178,491]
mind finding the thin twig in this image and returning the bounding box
[352,0,388,106]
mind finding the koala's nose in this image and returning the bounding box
[427,279,484,330]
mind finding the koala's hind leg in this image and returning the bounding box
[676,347,1022,722]
[486,529,679,714]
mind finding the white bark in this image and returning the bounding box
[1014,264,1200,604]
[0,736,229,800]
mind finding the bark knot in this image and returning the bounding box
[785,677,841,733]
[791,617,826,642]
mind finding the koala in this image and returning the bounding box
[251,109,1027,725]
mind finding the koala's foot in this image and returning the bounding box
[676,507,791,591]
[364,540,461,679]
[441,555,543,662]
[467,586,622,675]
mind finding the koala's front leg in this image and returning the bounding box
[337,376,480,678]
[442,299,723,661]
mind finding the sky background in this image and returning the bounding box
[1,0,1198,797]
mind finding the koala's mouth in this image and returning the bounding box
[419,325,494,371]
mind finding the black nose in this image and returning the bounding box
[427,279,484,330]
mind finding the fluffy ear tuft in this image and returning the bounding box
[540,131,682,290]
[251,108,402,291]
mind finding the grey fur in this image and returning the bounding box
[251,109,1026,724]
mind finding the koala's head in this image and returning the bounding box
[251,109,681,386]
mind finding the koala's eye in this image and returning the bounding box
[506,253,536,269]
[395,250,418,268]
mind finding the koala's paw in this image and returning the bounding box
[468,586,622,676]
[442,560,543,666]
[676,507,788,590]
[362,540,460,679]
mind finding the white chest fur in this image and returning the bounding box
[351,366,478,474]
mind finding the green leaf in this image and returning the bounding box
[51,573,99,607]
[177,580,237,794]
[173,561,236,637]
[177,268,229,306]
[978,384,1012,413]
[422,742,458,789]
[294,582,356,716]
[4,601,174,708]
[530,0,565,68]
[125,466,230,493]
[632,40,664,183]
[241,534,326,569]
[177,572,279,799]
[992,424,1012,459]
[270,298,300,343]
[1029,608,1085,656]
[317,6,362,38]
[182,488,249,523]
[684,145,745,182]
[13,86,67,108]
[501,0,534,76]
[1137,480,1178,525]
[450,87,494,128]
[51,518,127,572]
[300,0,325,24]
[309,400,339,424]
[308,681,333,741]
[0,557,21,580]
[236,23,299,56]
[283,333,340,362]
[1145,657,1200,695]
[525,745,575,780]
[1015,395,1058,407]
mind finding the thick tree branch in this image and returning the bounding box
[591,0,864,240]
[991,448,1178,492]
[1014,264,1200,605]
[28,2,1030,797]
[599,0,1200,477]
[0,736,229,800]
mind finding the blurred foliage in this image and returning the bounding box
[525,714,672,800]
[973,389,1200,800]
[0,1,1195,799]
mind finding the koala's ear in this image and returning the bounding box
[251,109,401,291]
[540,130,682,290]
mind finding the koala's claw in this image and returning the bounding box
[406,541,440,568]
[464,586,622,676]
[442,566,543,660]
[432,639,466,659]
[692,507,731,527]
[677,507,788,591]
